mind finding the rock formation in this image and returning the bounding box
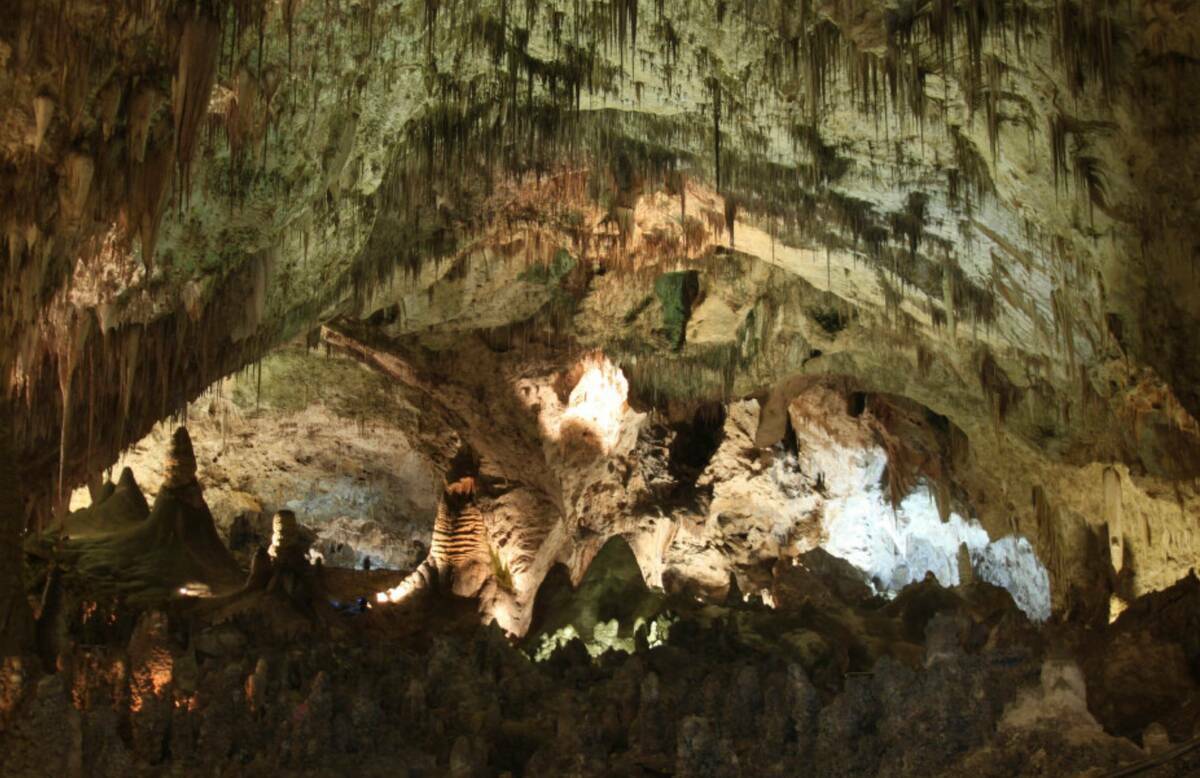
[3,0,1200,774]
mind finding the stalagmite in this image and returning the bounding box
[4,1,1200,773]
[957,543,974,585]
[268,509,300,560]
[162,425,197,489]
[264,509,318,601]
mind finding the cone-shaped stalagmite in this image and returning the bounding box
[162,425,198,489]
[63,427,243,601]
[54,466,149,540]
[374,472,482,605]
[144,427,243,590]
[265,509,317,602]
[268,509,306,564]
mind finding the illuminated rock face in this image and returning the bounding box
[332,325,1051,630]
[820,481,1051,621]
[2,0,1200,672]
[5,5,1200,774]
[559,354,630,457]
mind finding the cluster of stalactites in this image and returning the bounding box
[357,0,1130,319]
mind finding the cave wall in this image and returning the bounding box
[1,0,1199,614]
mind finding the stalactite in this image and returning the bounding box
[0,400,34,656]
[1049,112,1068,193]
[127,84,160,164]
[172,5,222,205]
[128,137,174,267]
[1052,0,1121,99]
[979,348,1022,424]
[0,0,1157,535]
[1071,152,1109,225]
[119,326,142,447]
[96,79,122,141]
[59,152,94,224]
[31,92,55,151]
[724,196,737,246]
[710,77,721,194]
[942,255,958,341]
[1050,286,1076,370]
[424,0,440,62]
[85,346,95,483]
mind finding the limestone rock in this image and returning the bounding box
[161,426,198,490]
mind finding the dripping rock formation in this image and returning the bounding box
[3,0,1200,775]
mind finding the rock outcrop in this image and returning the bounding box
[3,2,1200,774]
[2,0,1199,554]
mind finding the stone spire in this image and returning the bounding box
[268,510,299,560]
[161,426,197,489]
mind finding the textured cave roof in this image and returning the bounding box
[1,0,1199,518]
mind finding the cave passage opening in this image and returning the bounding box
[66,339,438,574]
[820,480,1051,621]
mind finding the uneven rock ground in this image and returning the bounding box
[5,512,1200,777]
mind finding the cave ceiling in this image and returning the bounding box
[2,0,1200,599]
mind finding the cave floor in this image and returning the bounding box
[5,523,1200,777]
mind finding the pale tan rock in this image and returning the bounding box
[1141,721,1170,754]
[30,94,53,150]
